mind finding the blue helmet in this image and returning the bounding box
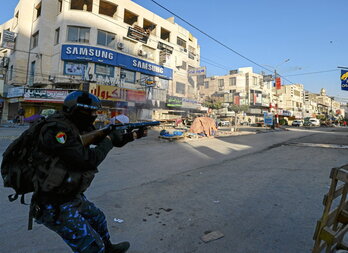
[63,91,101,113]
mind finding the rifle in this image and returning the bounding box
[80,121,160,146]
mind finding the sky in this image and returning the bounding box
[1,0,347,100]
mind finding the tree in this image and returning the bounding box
[202,96,223,110]
[227,104,249,131]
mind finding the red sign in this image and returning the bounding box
[127,90,146,102]
[275,77,281,90]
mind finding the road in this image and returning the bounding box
[1,126,348,253]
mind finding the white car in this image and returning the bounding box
[309,119,320,126]
[292,120,303,127]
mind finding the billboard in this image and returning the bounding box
[275,77,281,90]
[188,66,206,76]
[341,70,348,91]
[1,30,16,50]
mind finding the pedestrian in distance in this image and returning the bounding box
[27,91,145,253]
[18,105,25,126]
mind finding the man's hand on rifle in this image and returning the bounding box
[134,127,148,139]
[107,129,134,147]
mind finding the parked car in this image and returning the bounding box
[219,120,230,127]
[292,120,303,127]
[304,118,320,127]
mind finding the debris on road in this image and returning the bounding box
[200,230,224,243]
[113,218,124,223]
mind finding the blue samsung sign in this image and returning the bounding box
[341,70,348,91]
[61,44,173,79]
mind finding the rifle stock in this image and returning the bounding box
[80,121,160,146]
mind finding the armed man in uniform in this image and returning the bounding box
[33,91,145,253]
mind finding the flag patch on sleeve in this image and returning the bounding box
[55,132,67,144]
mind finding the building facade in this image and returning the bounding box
[0,0,202,122]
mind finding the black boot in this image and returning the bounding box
[105,241,130,253]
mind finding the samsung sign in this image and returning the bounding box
[61,45,172,79]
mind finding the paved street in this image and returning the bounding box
[1,126,348,253]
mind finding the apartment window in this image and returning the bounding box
[229,77,236,86]
[71,0,92,11]
[160,28,170,42]
[253,76,257,85]
[176,82,185,95]
[99,0,117,18]
[218,79,224,87]
[124,9,138,26]
[58,0,62,12]
[95,64,114,77]
[35,2,42,19]
[97,30,116,48]
[143,19,156,36]
[67,26,90,43]
[204,81,209,88]
[177,37,186,48]
[32,31,39,49]
[120,69,135,83]
[54,28,60,45]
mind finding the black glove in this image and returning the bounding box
[108,129,134,147]
[135,127,148,139]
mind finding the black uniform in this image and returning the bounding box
[35,113,114,253]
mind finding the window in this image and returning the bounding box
[31,31,39,49]
[70,0,92,11]
[229,77,236,86]
[176,82,185,95]
[58,0,62,12]
[54,28,60,45]
[218,79,224,87]
[95,64,114,77]
[124,9,138,26]
[177,37,186,48]
[140,73,154,85]
[159,78,169,90]
[35,2,42,19]
[160,27,170,42]
[64,61,87,75]
[253,76,257,85]
[143,19,156,36]
[99,0,117,18]
[67,26,90,43]
[120,69,135,83]
[97,30,116,48]
[204,81,209,88]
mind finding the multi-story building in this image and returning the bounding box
[275,84,305,119]
[304,90,318,118]
[0,0,202,122]
[199,67,273,120]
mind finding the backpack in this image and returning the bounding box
[1,118,47,204]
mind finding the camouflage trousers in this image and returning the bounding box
[36,194,110,253]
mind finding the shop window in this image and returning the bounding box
[159,78,169,90]
[31,31,39,49]
[70,0,92,12]
[97,30,116,48]
[54,28,60,45]
[160,27,170,42]
[99,0,117,18]
[95,64,114,77]
[120,69,135,83]
[140,73,154,86]
[67,26,90,43]
[176,82,185,95]
[143,19,156,36]
[177,37,186,48]
[35,2,42,19]
[124,9,138,26]
[64,61,87,76]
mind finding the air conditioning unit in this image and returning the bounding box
[117,42,124,49]
[138,50,147,57]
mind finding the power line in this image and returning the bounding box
[284,69,338,77]
[149,0,293,84]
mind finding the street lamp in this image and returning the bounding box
[263,59,290,128]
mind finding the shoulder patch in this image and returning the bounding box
[55,132,67,144]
